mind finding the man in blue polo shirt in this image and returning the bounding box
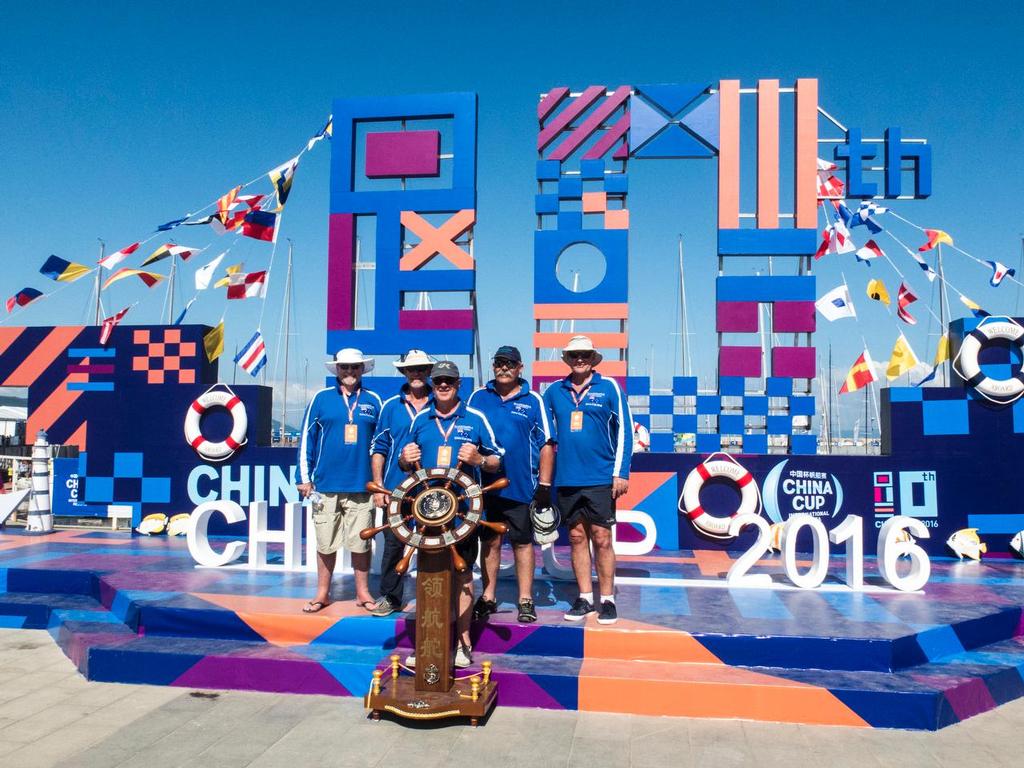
[468,345,553,623]
[543,335,632,625]
[399,360,503,668]
[297,348,382,614]
[367,349,434,617]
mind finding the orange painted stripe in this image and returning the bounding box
[26,366,88,439]
[65,421,87,451]
[533,303,629,320]
[717,80,740,230]
[794,78,819,229]
[584,621,722,664]
[533,332,627,349]
[757,79,779,229]
[3,326,83,386]
[0,327,25,358]
[532,359,626,377]
[577,660,868,726]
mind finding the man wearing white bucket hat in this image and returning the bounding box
[367,349,435,616]
[543,335,633,625]
[297,348,382,614]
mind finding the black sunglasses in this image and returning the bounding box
[432,377,458,388]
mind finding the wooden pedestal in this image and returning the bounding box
[365,674,498,726]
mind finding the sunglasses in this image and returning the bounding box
[336,364,363,371]
[432,378,458,389]
[404,365,432,374]
[493,358,520,370]
[566,351,593,361]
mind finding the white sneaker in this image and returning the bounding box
[454,644,473,669]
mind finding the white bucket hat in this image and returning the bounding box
[561,335,603,366]
[324,348,374,374]
[393,349,435,369]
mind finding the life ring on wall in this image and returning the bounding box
[679,454,760,539]
[184,387,248,461]
[954,317,1024,403]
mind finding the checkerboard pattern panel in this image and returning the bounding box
[132,329,198,385]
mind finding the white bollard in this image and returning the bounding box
[26,430,53,534]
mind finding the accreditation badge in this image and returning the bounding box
[436,445,453,467]
[344,424,358,444]
[570,410,584,432]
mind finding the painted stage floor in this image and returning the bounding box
[2,528,1024,730]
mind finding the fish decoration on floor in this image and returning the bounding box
[135,513,169,535]
[946,528,987,561]
[768,522,784,553]
[167,513,191,537]
[1010,531,1024,559]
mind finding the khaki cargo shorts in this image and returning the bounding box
[312,492,374,555]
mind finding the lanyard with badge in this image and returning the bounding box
[434,415,459,466]
[342,391,360,444]
[569,383,591,432]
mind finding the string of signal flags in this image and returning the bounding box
[813,158,1020,393]
[4,115,333,379]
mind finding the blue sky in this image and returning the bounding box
[2,2,1022,431]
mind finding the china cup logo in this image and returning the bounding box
[762,460,843,523]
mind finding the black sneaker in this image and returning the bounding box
[517,599,537,623]
[597,600,618,625]
[472,597,497,621]
[563,597,595,622]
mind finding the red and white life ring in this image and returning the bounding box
[184,388,247,461]
[954,317,1024,403]
[680,456,760,539]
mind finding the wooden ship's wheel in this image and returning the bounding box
[360,463,508,725]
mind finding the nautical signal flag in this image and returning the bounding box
[814,222,856,260]
[214,263,244,289]
[98,242,140,270]
[99,305,132,345]
[908,249,938,282]
[173,297,197,326]
[234,330,268,377]
[918,229,953,252]
[216,186,242,226]
[5,287,43,313]
[102,268,165,290]
[886,333,920,380]
[227,270,267,299]
[203,321,224,362]
[156,215,189,232]
[815,285,856,322]
[141,243,199,267]
[984,260,1015,287]
[959,295,990,318]
[866,278,891,306]
[916,334,950,386]
[896,282,919,325]
[39,255,90,283]
[307,114,333,151]
[195,252,226,290]
[839,350,878,394]
[240,210,278,242]
[855,240,884,265]
[851,201,886,234]
[268,156,299,211]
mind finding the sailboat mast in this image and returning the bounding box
[937,245,949,386]
[678,235,691,377]
[280,240,294,443]
[165,255,177,325]
[828,344,834,455]
[94,239,105,324]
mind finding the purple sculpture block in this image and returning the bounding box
[772,346,816,378]
[717,301,759,333]
[399,309,474,331]
[364,130,440,178]
[719,346,762,377]
[773,301,816,333]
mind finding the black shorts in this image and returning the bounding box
[455,528,480,568]
[557,485,615,529]
[479,495,533,546]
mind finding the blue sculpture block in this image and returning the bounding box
[789,396,815,416]
[922,400,970,436]
[696,433,721,453]
[767,415,791,434]
[673,414,697,433]
[766,377,793,397]
[557,211,583,230]
[580,159,605,180]
[834,127,877,199]
[716,276,815,302]
[535,194,559,214]
[650,395,674,414]
[650,433,674,452]
[672,376,697,396]
[719,414,743,435]
[536,160,561,181]
[558,177,583,199]
[696,395,720,414]
[534,229,628,304]
[719,376,745,397]
[790,434,818,455]
[744,396,769,416]
[885,127,932,198]
[604,174,628,195]
[718,229,819,257]
[626,376,650,396]
[743,434,768,455]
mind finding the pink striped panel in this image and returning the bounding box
[548,86,630,161]
[537,85,605,152]
[718,80,740,229]
[757,80,779,229]
[583,111,630,160]
[794,79,818,229]
[538,87,570,122]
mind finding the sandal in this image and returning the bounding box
[356,600,377,611]
[303,600,330,614]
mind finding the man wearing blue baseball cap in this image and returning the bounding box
[468,345,553,623]
[543,336,633,625]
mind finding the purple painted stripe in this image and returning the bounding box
[173,656,351,696]
[67,364,114,374]
[772,301,816,333]
[717,301,759,333]
[943,677,997,721]
[364,130,440,178]
[549,86,631,161]
[538,86,570,122]
[537,85,605,151]
[327,214,354,332]
[399,309,474,331]
[583,111,631,160]
[613,141,629,160]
